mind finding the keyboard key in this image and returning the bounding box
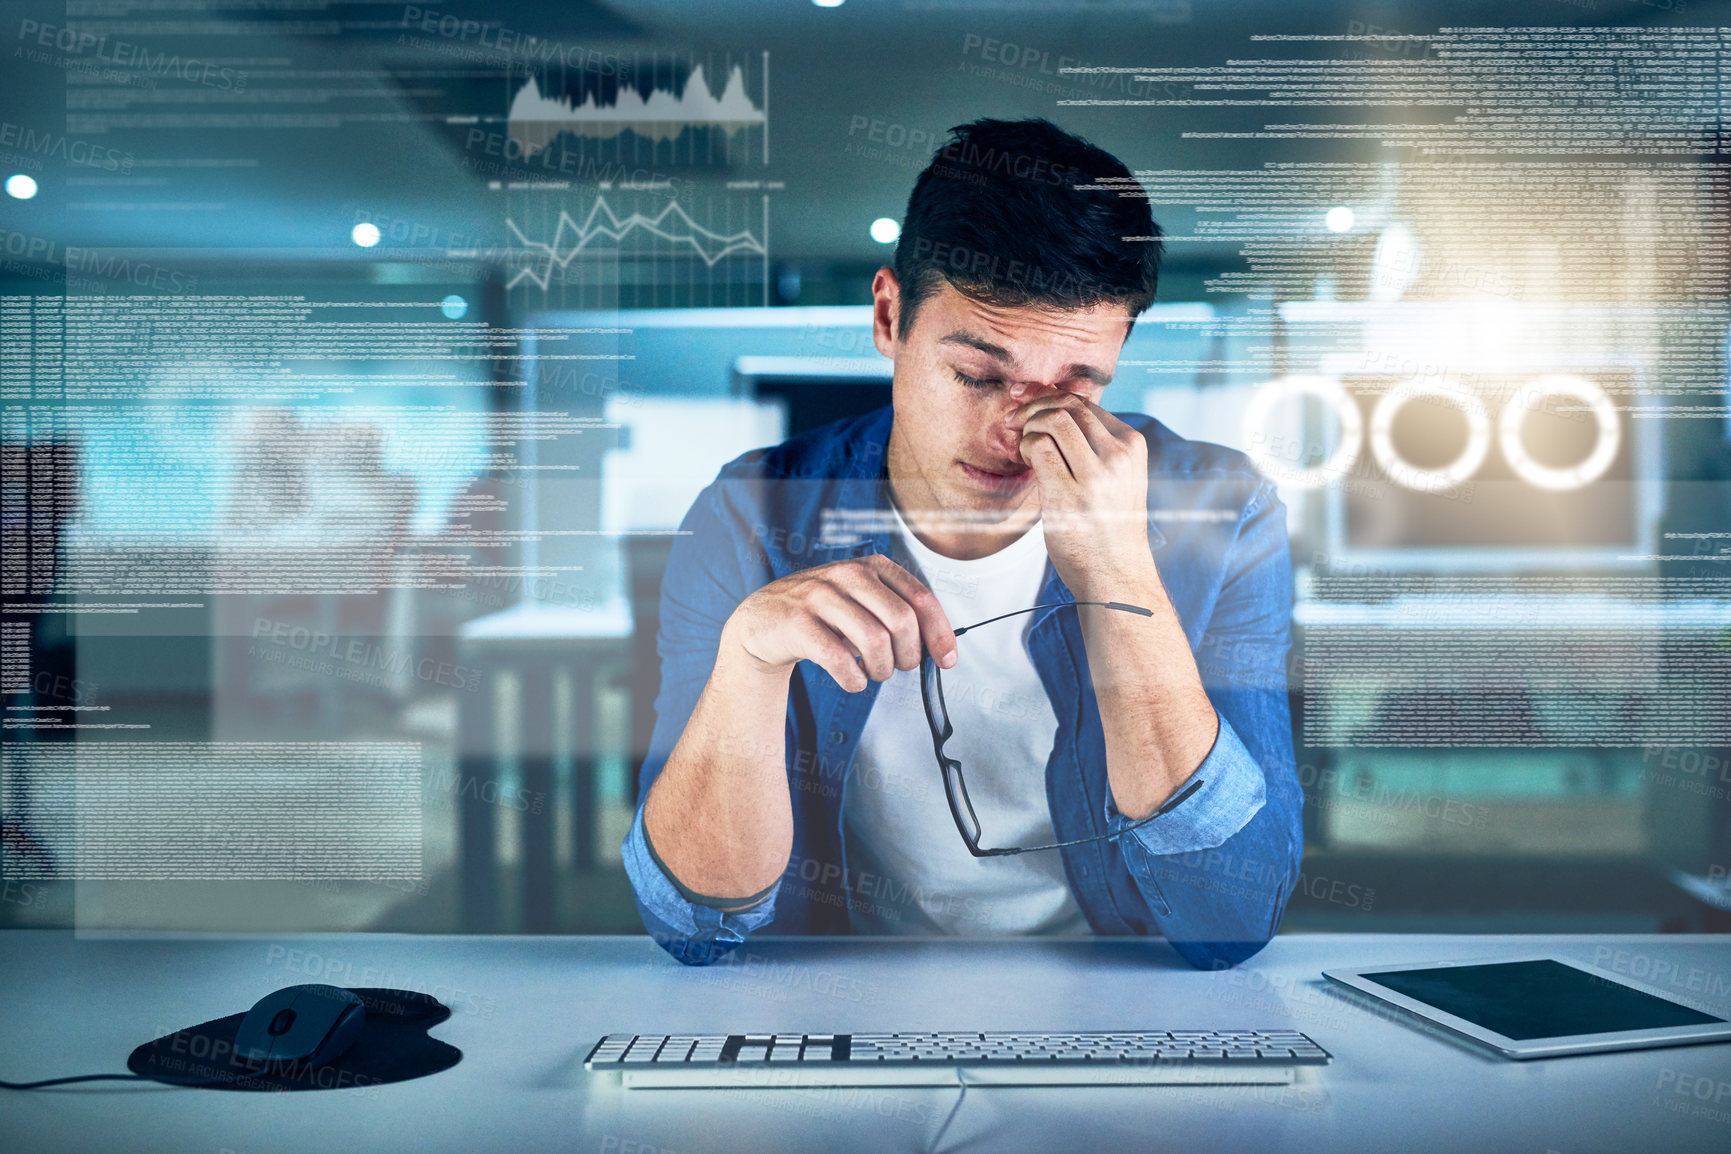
[622,1038,665,1064]
[655,1040,696,1063]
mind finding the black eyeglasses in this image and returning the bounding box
[919,600,1204,858]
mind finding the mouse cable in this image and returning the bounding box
[1,1065,274,1090]
[925,1067,974,1154]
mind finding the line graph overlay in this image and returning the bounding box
[506,195,766,290]
[505,189,770,307]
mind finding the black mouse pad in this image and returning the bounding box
[126,988,462,1091]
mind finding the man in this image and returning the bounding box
[623,118,1301,970]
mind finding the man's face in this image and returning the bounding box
[873,268,1131,544]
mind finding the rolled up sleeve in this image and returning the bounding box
[621,470,780,966]
[622,804,781,966]
[1102,712,1266,855]
[1107,479,1304,970]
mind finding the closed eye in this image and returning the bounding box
[952,369,1001,389]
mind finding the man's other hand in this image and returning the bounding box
[723,553,959,693]
[1012,393,1154,585]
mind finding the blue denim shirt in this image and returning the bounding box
[623,405,1302,970]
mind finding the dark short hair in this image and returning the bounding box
[892,117,1162,338]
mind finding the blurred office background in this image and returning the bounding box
[2,0,1729,938]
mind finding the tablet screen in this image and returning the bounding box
[1363,959,1726,1040]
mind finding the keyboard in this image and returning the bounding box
[585,1030,1331,1088]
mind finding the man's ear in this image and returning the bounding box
[871,267,901,358]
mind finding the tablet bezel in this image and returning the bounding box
[1321,954,1731,1059]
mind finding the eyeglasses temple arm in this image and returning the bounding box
[1152,776,1204,818]
[1085,775,1205,837]
[978,777,1206,857]
[951,600,1153,639]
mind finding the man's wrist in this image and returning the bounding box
[716,619,797,686]
[1064,544,1163,603]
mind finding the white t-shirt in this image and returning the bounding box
[840,501,1089,936]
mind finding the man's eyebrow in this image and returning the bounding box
[937,331,1113,387]
[938,332,1014,362]
[1063,363,1114,387]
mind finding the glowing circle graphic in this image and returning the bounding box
[1242,376,1363,489]
[1369,380,1491,494]
[1498,374,1619,492]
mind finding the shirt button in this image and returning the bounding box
[829,729,846,745]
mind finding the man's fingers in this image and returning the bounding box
[795,618,870,692]
[1022,408,1098,480]
[831,570,926,671]
[1018,394,1125,457]
[864,556,958,667]
[1065,399,1126,456]
[808,586,897,682]
[1020,427,1075,482]
[1074,395,1136,442]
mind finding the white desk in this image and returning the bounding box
[3,931,1730,1153]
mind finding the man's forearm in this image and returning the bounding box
[1071,554,1219,820]
[641,630,798,904]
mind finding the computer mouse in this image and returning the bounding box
[233,984,365,1066]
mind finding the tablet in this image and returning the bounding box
[1322,956,1731,1059]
